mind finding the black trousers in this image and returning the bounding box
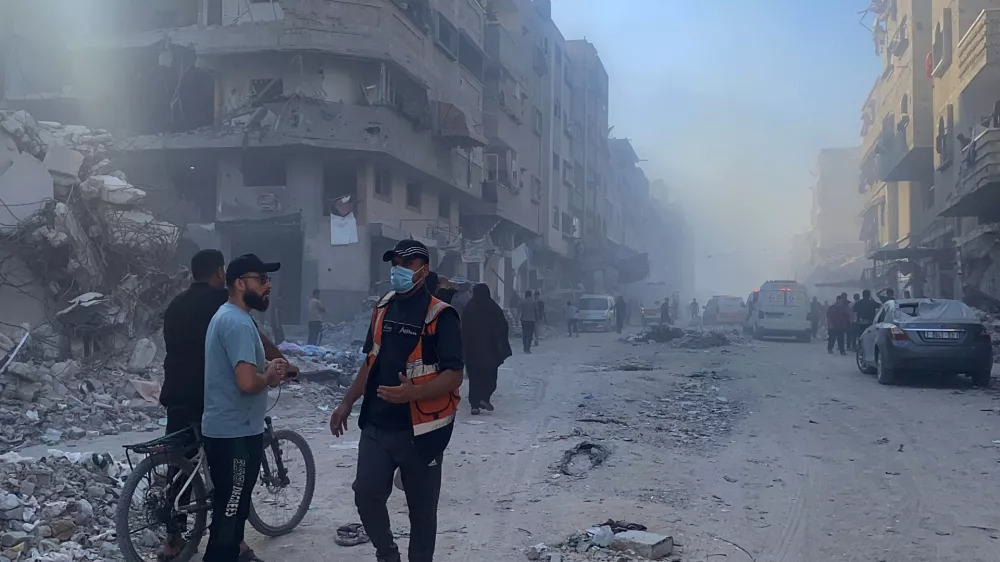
[567,319,578,336]
[307,321,323,345]
[615,314,625,333]
[827,329,846,353]
[521,321,535,352]
[468,364,498,407]
[810,318,819,337]
[354,426,443,562]
[203,433,264,562]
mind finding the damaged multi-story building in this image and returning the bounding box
[798,147,868,292]
[925,0,1000,302]
[857,0,936,296]
[2,0,691,323]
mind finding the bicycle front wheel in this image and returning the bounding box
[249,429,316,537]
[115,453,209,562]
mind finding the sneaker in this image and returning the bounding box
[827,350,833,354]
[480,400,495,412]
[471,407,481,415]
[840,351,847,356]
[238,549,265,562]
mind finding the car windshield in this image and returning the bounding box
[896,300,978,321]
[579,298,610,310]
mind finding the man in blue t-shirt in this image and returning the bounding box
[202,254,287,562]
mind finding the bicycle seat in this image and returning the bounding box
[124,426,198,455]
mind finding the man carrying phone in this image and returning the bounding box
[202,254,288,562]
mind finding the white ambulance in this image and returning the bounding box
[744,280,812,342]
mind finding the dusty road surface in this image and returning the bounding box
[226,328,1000,562]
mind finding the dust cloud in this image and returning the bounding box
[552,0,881,298]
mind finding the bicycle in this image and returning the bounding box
[114,416,316,562]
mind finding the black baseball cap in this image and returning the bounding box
[382,239,430,263]
[226,253,281,286]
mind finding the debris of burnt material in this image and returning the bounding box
[556,441,611,477]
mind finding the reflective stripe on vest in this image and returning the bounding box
[367,292,460,436]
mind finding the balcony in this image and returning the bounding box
[112,96,479,197]
[942,127,1000,221]
[484,23,529,86]
[956,9,1000,96]
[463,180,539,233]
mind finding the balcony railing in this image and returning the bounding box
[956,9,1000,94]
[484,23,528,85]
[946,127,1000,219]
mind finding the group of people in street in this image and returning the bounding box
[818,288,893,355]
[159,238,517,562]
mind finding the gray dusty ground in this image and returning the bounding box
[45,329,1000,561]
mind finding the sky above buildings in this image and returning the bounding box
[552,0,883,295]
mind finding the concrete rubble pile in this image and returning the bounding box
[276,341,362,384]
[0,450,129,561]
[0,109,185,359]
[524,521,676,561]
[629,326,744,349]
[973,309,1000,363]
[0,345,168,453]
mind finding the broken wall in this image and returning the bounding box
[0,253,49,329]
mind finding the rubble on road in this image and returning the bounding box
[276,341,361,384]
[629,325,745,349]
[555,441,611,477]
[525,522,675,561]
[575,375,742,450]
[0,449,129,561]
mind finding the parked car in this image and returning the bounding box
[856,298,993,386]
[704,295,745,325]
[576,295,617,332]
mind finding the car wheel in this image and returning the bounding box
[972,370,992,388]
[797,331,811,343]
[856,344,875,374]
[875,349,896,385]
[753,327,764,341]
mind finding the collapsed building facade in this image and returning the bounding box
[1,0,690,323]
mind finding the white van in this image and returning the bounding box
[745,280,811,342]
[576,294,617,332]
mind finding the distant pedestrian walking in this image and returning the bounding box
[518,290,537,354]
[614,296,626,333]
[533,292,545,346]
[462,284,511,416]
[566,300,579,337]
[307,289,325,345]
[826,295,851,355]
[809,296,822,338]
[660,298,672,326]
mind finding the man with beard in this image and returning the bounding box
[329,239,463,562]
[201,254,288,562]
[159,250,289,561]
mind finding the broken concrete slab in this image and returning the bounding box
[127,338,157,373]
[42,145,85,182]
[0,153,54,232]
[610,530,673,559]
[53,202,104,289]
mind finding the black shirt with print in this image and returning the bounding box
[360,289,464,431]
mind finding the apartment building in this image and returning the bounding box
[2,0,689,318]
[927,0,1000,298]
[565,39,613,292]
[5,0,491,320]
[858,0,934,294]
